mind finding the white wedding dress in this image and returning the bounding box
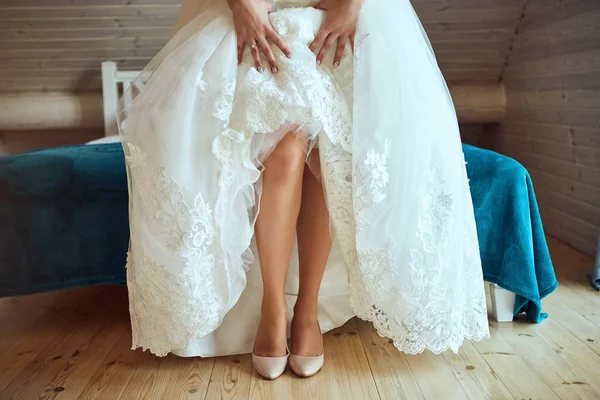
[119,0,490,357]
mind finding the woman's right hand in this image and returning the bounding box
[227,0,292,73]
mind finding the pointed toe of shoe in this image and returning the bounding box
[289,353,324,378]
[252,353,289,380]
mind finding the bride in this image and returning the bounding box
[119,0,489,379]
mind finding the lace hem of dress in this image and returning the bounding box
[125,143,229,357]
[320,133,489,355]
[126,136,488,357]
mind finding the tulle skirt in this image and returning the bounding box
[119,0,490,357]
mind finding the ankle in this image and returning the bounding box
[293,300,319,321]
[261,294,287,318]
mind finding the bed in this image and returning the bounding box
[0,63,557,323]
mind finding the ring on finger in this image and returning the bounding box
[250,42,258,49]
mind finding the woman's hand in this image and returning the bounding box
[310,0,364,67]
[227,0,292,73]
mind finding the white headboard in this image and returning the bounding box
[101,61,143,137]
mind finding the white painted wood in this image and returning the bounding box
[123,81,132,110]
[488,283,516,322]
[101,61,119,137]
[101,61,143,137]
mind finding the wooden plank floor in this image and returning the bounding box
[1,237,599,400]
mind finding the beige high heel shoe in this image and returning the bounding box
[289,320,324,378]
[289,352,324,378]
[252,347,290,380]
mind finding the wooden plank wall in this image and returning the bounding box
[0,0,525,151]
[495,0,600,257]
[0,0,527,92]
[0,129,103,153]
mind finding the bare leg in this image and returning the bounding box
[292,155,332,356]
[254,132,307,357]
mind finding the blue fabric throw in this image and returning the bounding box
[463,145,557,322]
[0,143,557,322]
[591,238,600,290]
[0,144,129,295]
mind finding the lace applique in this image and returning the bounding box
[127,248,221,357]
[126,143,186,252]
[226,8,353,152]
[196,71,207,91]
[211,133,236,222]
[321,132,488,355]
[212,131,252,270]
[353,141,390,222]
[124,143,224,356]
[353,33,370,61]
[213,80,236,125]
[319,134,356,247]
[354,167,488,355]
[357,244,396,299]
[365,141,390,203]
[334,57,354,114]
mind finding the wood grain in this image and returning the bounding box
[355,319,425,400]
[505,92,600,115]
[0,129,103,154]
[440,340,513,400]
[493,320,600,399]
[204,355,252,400]
[498,0,600,257]
[0,83,505,136]
[77,330,159,400]
[0,288,125,400]
[524,156,598,200]
[0,0,527,91]
[0,239,599,399]
[470,324,560,400]
[295,320,380,400]
[403,351,470,400]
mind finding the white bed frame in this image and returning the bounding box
[101,61,141,137]
[99,60,517,323]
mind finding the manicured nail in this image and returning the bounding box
[286,52,293,59]
[334,60,340,68]
[272,66,278,74]
[316,59,321,65]
[257,66,264,73]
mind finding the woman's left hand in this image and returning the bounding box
[309,0,364,67]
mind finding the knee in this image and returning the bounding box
[263,136,307,182]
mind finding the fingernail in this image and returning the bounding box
[316,59,321,66]
[257,66,264,73]
[286,52,293,59]
[272,66,278,74]
[334,61,340,68]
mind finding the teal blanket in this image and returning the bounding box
[463,145,557,322]
[0,143,556,321]
[591,238,600,290]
